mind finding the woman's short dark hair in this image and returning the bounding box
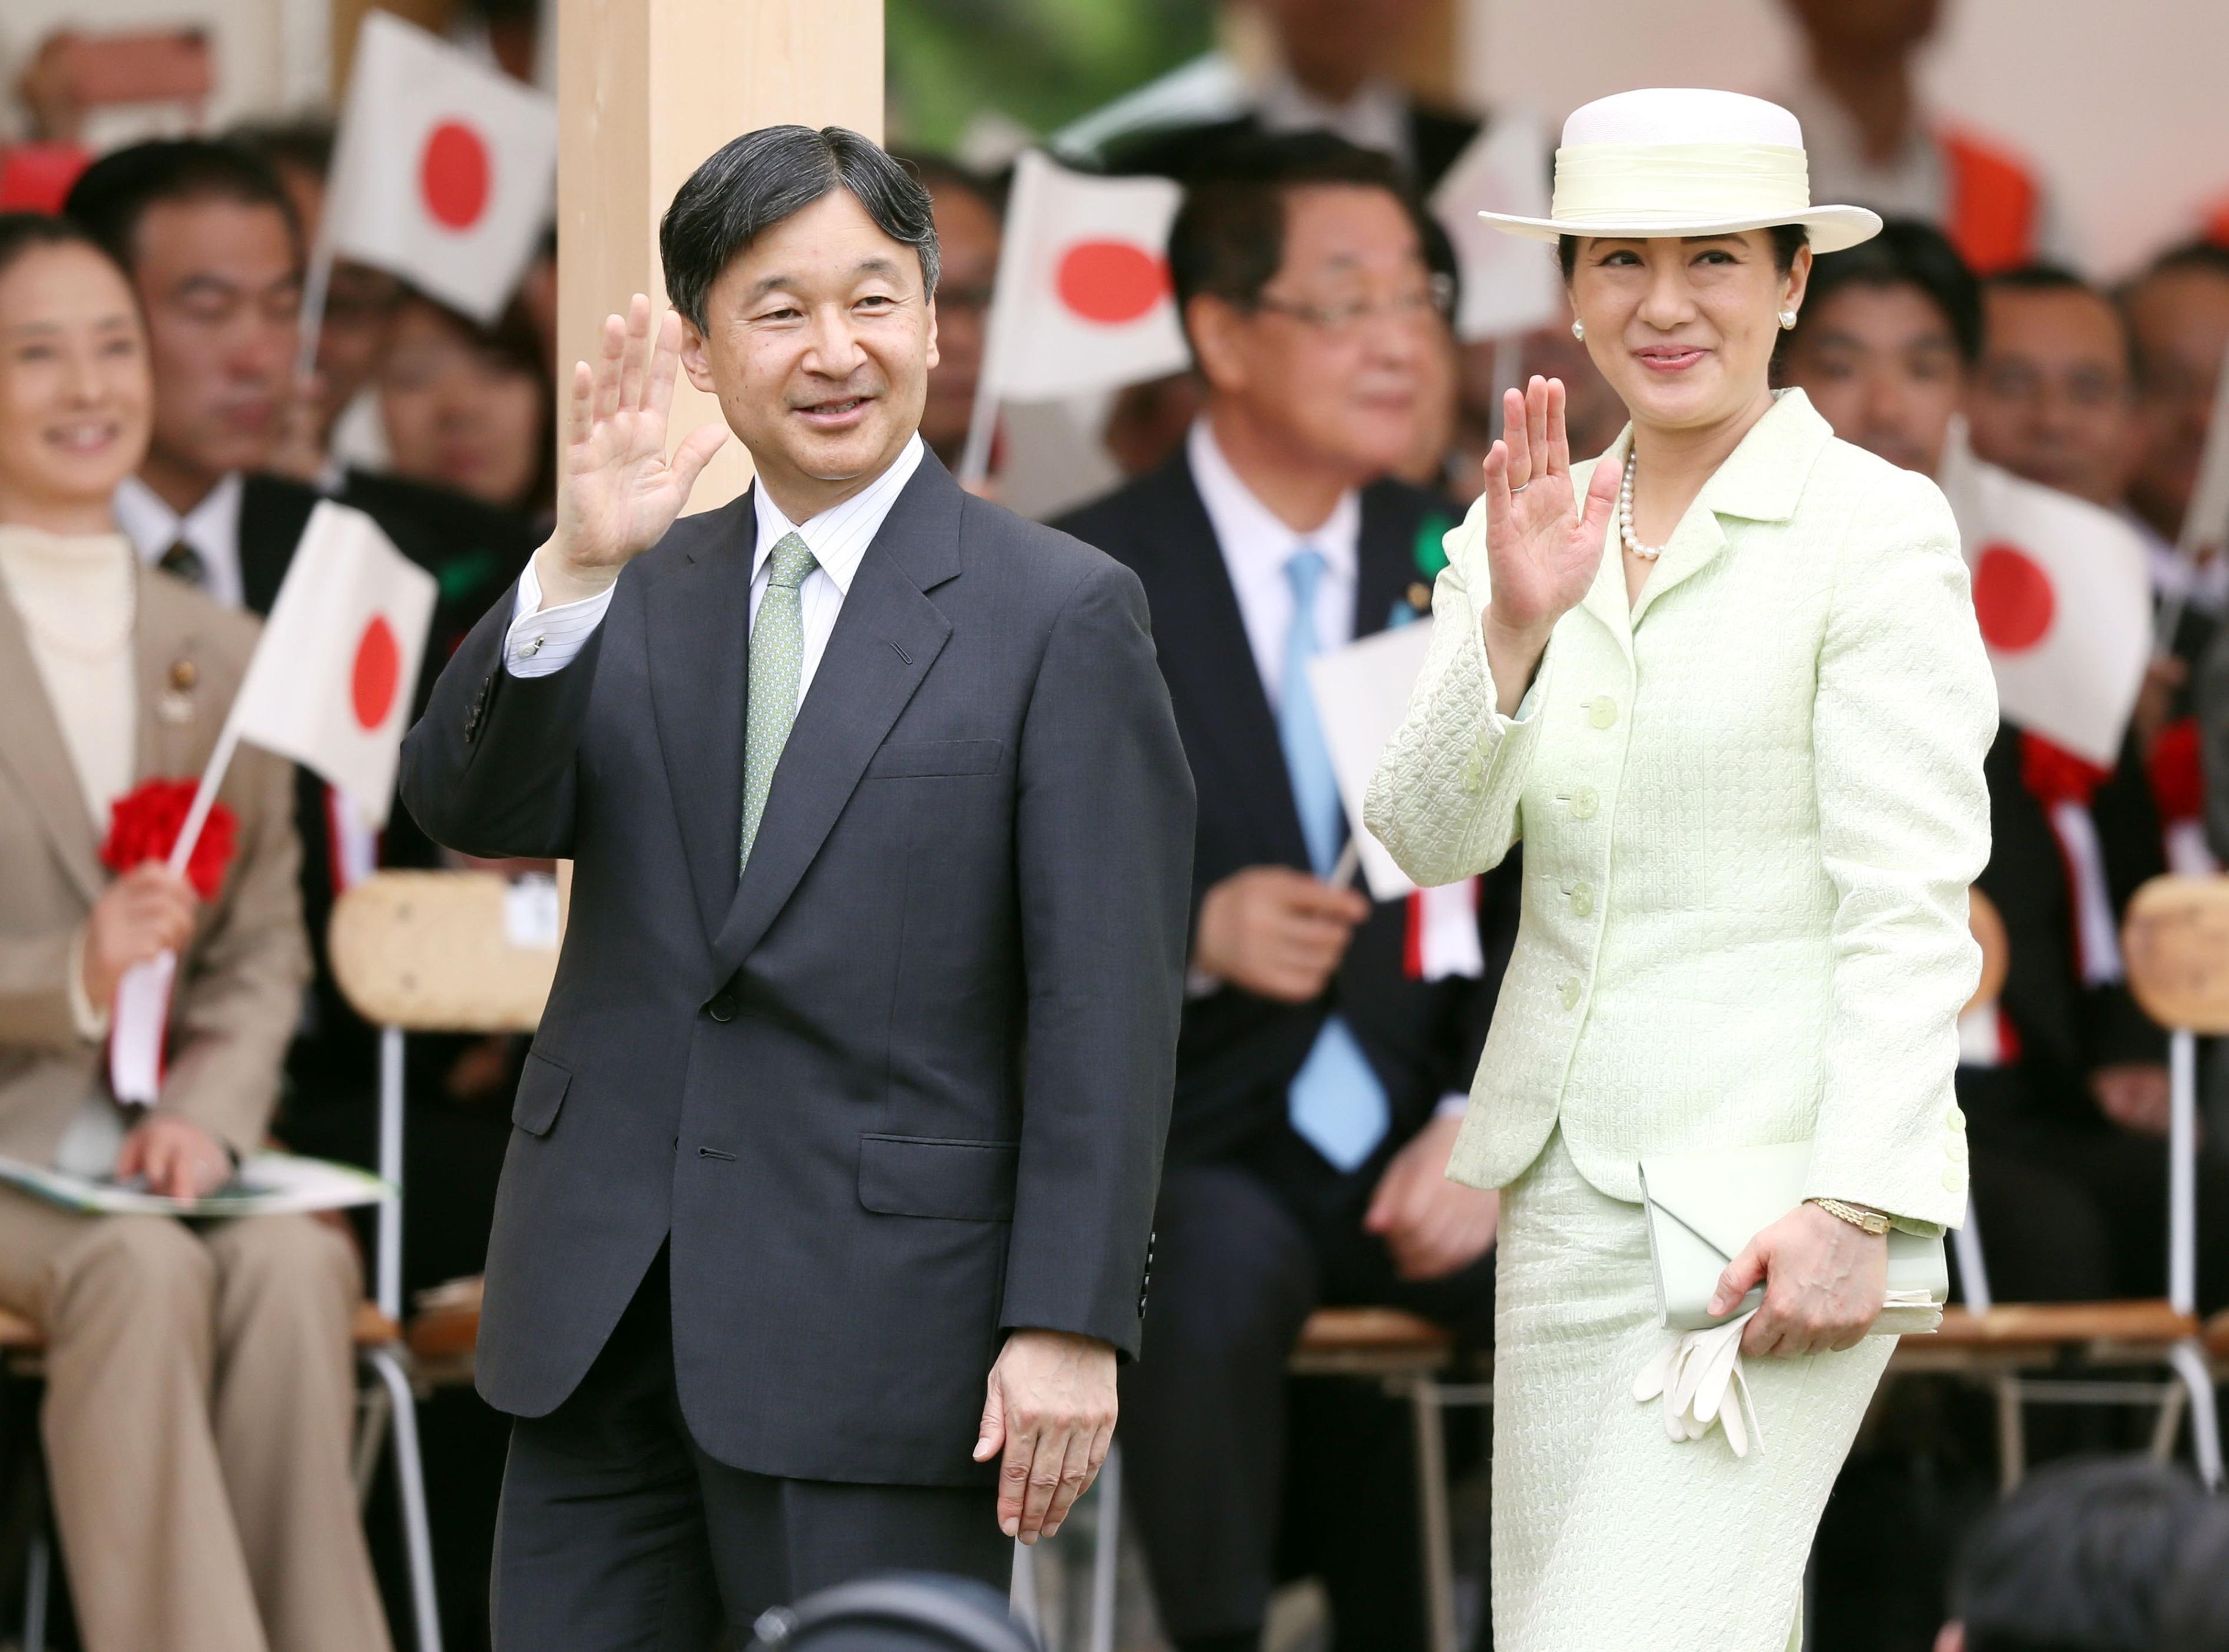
[1789,217,1983,362]
[1556,222,1809,281]
[1165,131,1450,355]
[62,138,302,271]
[0,212,133,290]
[659,125,938,332]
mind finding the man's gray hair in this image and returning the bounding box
[659,125,940,331]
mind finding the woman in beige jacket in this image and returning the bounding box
[0,213,390,1652]
[1365,91,1994,1649]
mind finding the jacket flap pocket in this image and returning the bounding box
[857,1134,1018,1220]
[866,739,1004,779]
[511,1051,571,1137]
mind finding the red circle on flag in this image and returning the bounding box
[1054,240,1168,324]
[1972,542,2055,651]
[352,617,401,729]
[419,121,491,230]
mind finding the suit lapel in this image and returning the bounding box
[236,475,313,616]
[648,492,758,948]
[132,568,226,786]
[1576,436,1636,661]
[708,458,960,978]
[0,593,104,904]
[1140,456,1310,867]
[1352,483,1415,642]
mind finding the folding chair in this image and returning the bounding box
[1889,878,2225,1490]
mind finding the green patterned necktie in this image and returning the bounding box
[740,530,819,871]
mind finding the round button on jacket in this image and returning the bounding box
[1569,882,1594,918]
[705,993,737,1023]
[1571,785,1599,820]
[1588,696,1618,730]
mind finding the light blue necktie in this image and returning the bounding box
[1279,548,1390,1171]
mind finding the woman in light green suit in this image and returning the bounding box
[1365,89,1995,1650]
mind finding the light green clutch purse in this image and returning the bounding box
[1637,1141,1948,1334]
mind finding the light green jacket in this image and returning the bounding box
[1364,390,1995,1232]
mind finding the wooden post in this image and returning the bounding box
[555,0,884,510]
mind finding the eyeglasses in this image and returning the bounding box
[1251,273,1455,337]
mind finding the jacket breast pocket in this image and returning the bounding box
[865,739,1005,779]
[511,1051,571,1137]
[857,1134,1018,1221]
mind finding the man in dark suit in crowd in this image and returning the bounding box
[1058,134,1511,1652]
[401,125,1194,1646]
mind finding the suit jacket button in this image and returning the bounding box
[705,993,737,1023]
[1559,978,1582,1011]
[1571,785,1599,820]
[1588,696,1618,730]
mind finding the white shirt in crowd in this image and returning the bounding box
[112,472,247,609]
[504,434,928,688]
[1186,417,1360,706]
[1256,72,1413,174]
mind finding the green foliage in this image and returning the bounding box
[886,0,1214,156]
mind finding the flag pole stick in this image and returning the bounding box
[294,233,335,389]
[165,714,246,880]
[956,377,1001,490]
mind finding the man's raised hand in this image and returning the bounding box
[540,294,730,608]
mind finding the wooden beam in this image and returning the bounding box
[556,0,883,510]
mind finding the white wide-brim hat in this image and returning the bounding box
[1478,87,1882,254]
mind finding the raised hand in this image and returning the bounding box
[1481,375,1620,642]
[542,294,730,604]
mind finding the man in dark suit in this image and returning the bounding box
[1057,134,1510,1652]
[400,126,1193,1646]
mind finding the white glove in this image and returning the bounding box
[1632,1309,1764,1457]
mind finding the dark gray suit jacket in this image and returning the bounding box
[400,451,1194,1485]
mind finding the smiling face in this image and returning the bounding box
[1776,280,1965,476]
[1567,231,1809,444]
[0,241,153,533]
[1188,183,1440,490]
[680,187,937,521]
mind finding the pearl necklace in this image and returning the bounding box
[1617,462,1666,562]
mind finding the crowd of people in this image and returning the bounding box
[4,1,2229,1650]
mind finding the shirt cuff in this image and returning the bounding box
[1433,1092,1469,1120]
[505,558,615,678]
[66,927,110,1041]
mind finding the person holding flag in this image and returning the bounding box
[0,212,390,1652]
[1781,219,2229,1315]
[1056,133,1510,1652]
[400,124,1193,1645]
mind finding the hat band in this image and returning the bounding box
[1549,142,1813,229]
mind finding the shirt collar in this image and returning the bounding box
[1597,389,1833,528]
[1256,73,1412,168]
[112,470,243,568]
[1187,417,1360,583]
[749,434,925,595]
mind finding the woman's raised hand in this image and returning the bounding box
[1480,375,1621,642]
[547,294,731,592]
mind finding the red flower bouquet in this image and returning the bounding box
[101,779,237,899]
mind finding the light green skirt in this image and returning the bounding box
[1491,1130,1893,1651]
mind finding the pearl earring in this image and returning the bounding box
[1778,308,1799,330]
[1571,319,1586,341]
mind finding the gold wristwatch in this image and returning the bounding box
[1808,1196,1892,1236]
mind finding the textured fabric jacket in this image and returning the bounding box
[0,566,307,1162]
[1364,391,1994,1231]
[401,453,1195,1485]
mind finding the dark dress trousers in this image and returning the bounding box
[400,452,1194,1636]
[1056,454,1515,1650]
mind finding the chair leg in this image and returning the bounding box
[365,1346,443,1652]
[2168,1338,2224,1490]
[23,1524,50,1652]
[1993,1374,2025,1494]
[1403,1378,1458,1652]
[1088,1441,1121,1652]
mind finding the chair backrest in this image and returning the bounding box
[328,869,564,1034]
[2124,875,2229,1034]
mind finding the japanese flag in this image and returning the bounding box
[1938,423,2150,767]
[230,503,438,827]
[322,11,557,324]
[979,150,1189,402]
[1430,112,1561,343]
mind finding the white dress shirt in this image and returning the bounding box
[1186,418,1359,708]
[505,436,927,689]
[113,472,247,609]
[1256,72,1413,174]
